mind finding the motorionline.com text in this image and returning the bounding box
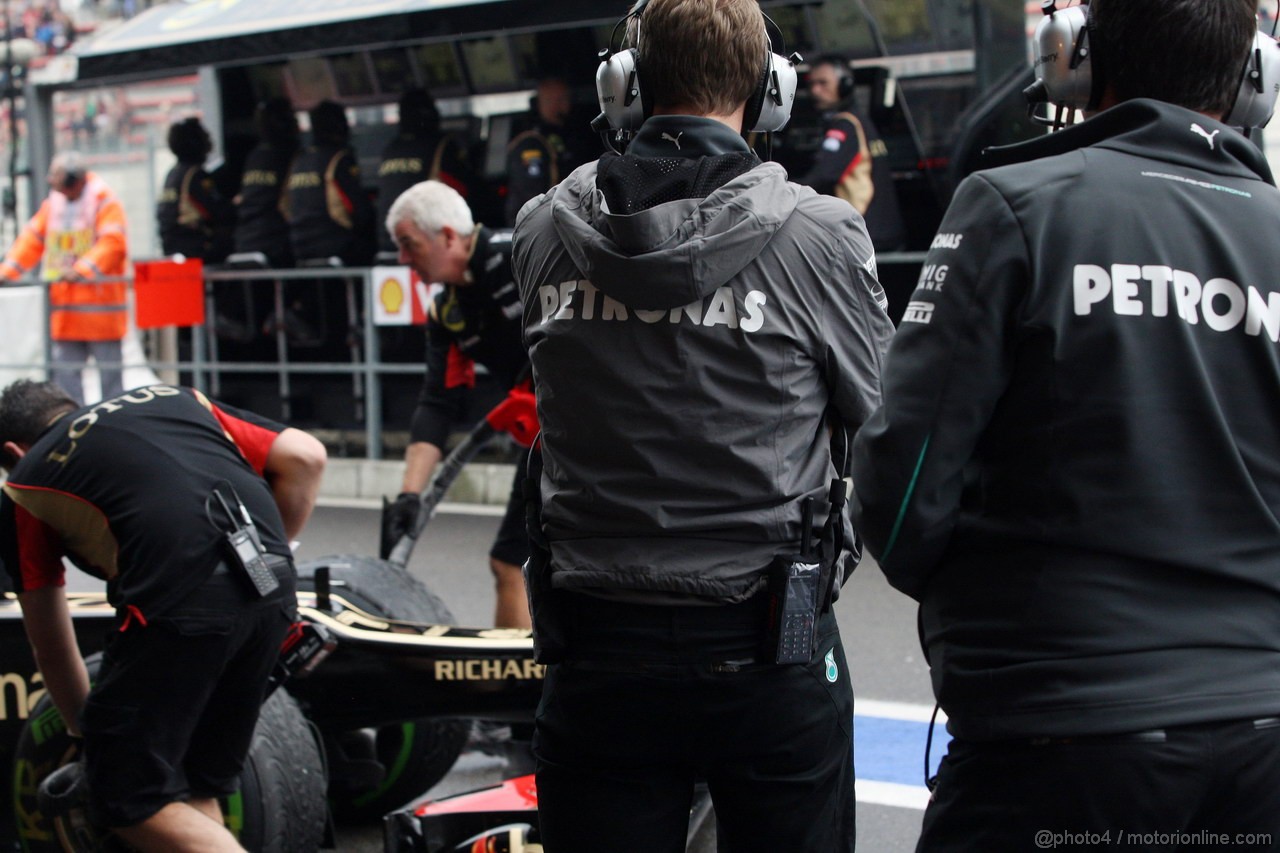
[1035,829,1272,848]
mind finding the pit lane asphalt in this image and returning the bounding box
[59,502,938,850]
[301,502,939,852]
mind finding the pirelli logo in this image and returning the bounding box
[434,659,545,681]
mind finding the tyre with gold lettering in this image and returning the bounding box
[296,555,468,822]
[11,653,326,852]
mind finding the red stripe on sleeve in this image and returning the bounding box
[13,504,66,592]
[210,404,278,475]
[446,344,477,389]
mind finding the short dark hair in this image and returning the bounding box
[810,54,850,75]
[398,88,441,136]
[257,97,299,150]
[1092,0,1256,115]
[0,381,77,470]
[167,117,211,163]
[309,100,350,147]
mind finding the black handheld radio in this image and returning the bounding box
[209,484,281,597]
[768,498,823,664]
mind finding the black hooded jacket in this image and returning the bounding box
[852,100,1280,740]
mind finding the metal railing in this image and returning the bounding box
[193,265,433,459]
[1,252,929,461]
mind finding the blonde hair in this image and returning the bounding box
[634,0,768,116]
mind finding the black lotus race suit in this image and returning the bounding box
[157,161,234,262]
[0,385,297,828]
[387,227,530,564]
[375,131,475,254]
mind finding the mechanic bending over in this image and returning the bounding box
[0,380,326,852]
[513,0,893,848]
[384,180,531,629]
[852,0,1280,849]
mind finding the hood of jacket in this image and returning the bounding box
[546,127,807,311]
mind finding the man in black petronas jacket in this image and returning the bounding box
[513,0,893,849]
[852,0,1280,849]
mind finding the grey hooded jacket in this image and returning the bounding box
[513,117,893,604]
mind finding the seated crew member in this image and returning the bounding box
[375,88,476,256]
[233,98,300,268]
[284,100,375,267]
[796,54,905,252]
[383,180,530,629]
[503,77,588,226]
[157,117,235,263]
[0,379,326,852]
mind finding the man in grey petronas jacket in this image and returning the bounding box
[511,0,893,848]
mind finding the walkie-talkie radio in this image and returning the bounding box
[210,484,281,597]
[768,498,822,664]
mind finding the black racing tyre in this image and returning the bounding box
[232,690,327,852]
[296,555,469,822]
[11,654,326,852]
[296,554,455,625]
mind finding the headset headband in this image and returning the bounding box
[593,2,799,135]
[1027,0,1280,130]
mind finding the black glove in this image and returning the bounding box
[379,492,421,560]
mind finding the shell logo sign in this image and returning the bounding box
[381,276,405,314]
[371,266,434,326]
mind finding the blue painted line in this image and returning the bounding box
[853,714,950,788]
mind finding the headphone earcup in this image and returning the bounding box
[837,68,854,101]
[1032,4,1095,111]
[595,48,645,132]
[747,52,798,134]
[1226,31,1280,128]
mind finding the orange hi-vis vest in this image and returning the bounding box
[0,172,129,341]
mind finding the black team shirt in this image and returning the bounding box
[0,386,289,619]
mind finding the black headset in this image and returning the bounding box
[593,0,800,134]
[814,55,855,102]
[1029,0,1280,128]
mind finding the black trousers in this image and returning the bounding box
[83,562,296,828]
[918,717,1280,852]
[533,593,855,853]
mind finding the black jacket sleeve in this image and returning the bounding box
[850,174,1027,599]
